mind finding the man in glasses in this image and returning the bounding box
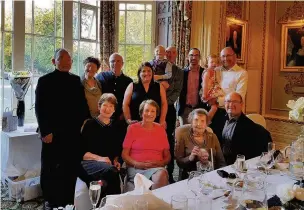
[177,48,204,125]
[221,92,272,165]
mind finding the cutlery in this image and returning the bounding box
[213,190,231,200]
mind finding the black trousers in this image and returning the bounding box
[40,159,78,208]
[166,104,177,179]
[79,161,121,196]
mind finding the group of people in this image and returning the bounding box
[35,46,272,209]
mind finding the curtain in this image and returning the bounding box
[99,1,116,71]
[171,0,192,68]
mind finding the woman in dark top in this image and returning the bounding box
[123,62,167,127]
[79,93,121,196]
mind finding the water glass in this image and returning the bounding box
[135,200,148,210]
[196,195,212,210]
[171,194,188,210]
[236,154,246,172]
[199,175,213,196]
[89,181,101,210]
[187,171,203,196]
[259,152,275,174]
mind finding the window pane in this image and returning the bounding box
[118,45,125,61]
[24,35,32,72]
[145,12,152,44]
[126,4,144,10]
[119,11,125,44]
[78,42,96,75]
[97,8,100,42]
[144,45,152,61]
[34,0,55,36]
[146,4,152,11]
[4,0,13,31]
[25,0,32,33]
[81,8,97,40]
[4,32,13,72]
[56,0,63,37]
[56,38,62,49]
[34,36,55,75]
[119,3,125,10]
[80,0,96,6]
[73,2,79,39]
[3,78,12,113]
[126,11,144,44]
[125,45,144,79]
[72,40,79,75]
[96,43,100,59]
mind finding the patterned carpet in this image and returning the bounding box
[1,163,179,210]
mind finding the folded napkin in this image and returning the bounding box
[134,173,154,193]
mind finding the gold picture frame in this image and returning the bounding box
[280,22,304,72]
[225,18,248,64]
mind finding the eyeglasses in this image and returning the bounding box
[224,100,242,104]
[221,54,235,58]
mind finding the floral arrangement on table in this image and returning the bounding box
[287,97,304,121]
[271,182,304,209]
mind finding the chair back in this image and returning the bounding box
[246,113,267,128]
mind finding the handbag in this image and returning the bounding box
[2,107,18,132]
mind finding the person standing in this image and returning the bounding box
[35,48,90,209]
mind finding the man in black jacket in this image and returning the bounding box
[35,48,90,209]
[177,48,204,124]
[221,92,272,165]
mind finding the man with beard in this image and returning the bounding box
[35,48,89,209]
[221,92,271,165]
[177,48,204,124]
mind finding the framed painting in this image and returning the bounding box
[225,18,248,64]
[280,22,304,72]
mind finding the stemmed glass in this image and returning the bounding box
[268,142,275,154]
[199,174,214,196]
[259,152,275,175]
[187,171,203,196]
[89,181,101,210]
[197,161,213,174]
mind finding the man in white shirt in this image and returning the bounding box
[216,47,248,107]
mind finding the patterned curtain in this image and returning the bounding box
[99,1,116,71]
[171,0,192,68]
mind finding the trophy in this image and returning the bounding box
[9,71,33,127]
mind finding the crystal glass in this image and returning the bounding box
[259,152,275,174]
[268,142,275,153]
[187,171,203,196]
[236,154,246,172]
[171,194,188,210]
[199,174,214,196]
[135,200,148,210]
[196,195,212,210]
[89,181,101,210]
[239,172,267,210]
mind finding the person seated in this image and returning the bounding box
[150,45,173,82]
[221,92,272,165]
[175,108,226,180]
[122,99,171,190]
[79,93,122,196]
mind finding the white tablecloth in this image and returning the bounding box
[1,126,41,178]
[152,158,296,209]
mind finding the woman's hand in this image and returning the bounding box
[113,159,121,170]
[97,156,112,165]
[189,146,201,161]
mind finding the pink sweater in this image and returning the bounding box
[123,122,169,162]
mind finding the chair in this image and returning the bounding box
[246,113,267,129]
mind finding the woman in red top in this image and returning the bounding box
[122,100,171,190]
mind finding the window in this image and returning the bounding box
[118,2,154,79]
[0,0,13,121]
[72,0,100,76]
[24,0,63,122]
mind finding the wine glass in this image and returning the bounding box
[89,181,101,210]
[268,142,275,154]
[187,171,202,196]
[197,161,213,174]
[259,152,275,175]
[199,174,214,196]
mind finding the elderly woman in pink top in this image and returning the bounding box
[122,99,171,190]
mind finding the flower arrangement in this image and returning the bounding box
[287,97,304,121]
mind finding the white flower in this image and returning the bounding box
[276,183,295,204]
[287,97,304,121]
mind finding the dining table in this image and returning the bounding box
[152,157,298,209]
